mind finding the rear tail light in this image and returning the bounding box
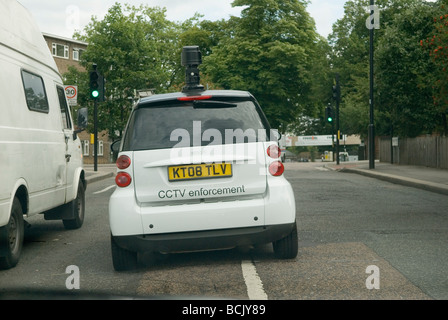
[267,145,281,158]
[116,155,131,169]
[269,161,284,176]
[115,172,132,188]
[116,155,132,187]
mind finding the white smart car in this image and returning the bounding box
[109,48,297,271]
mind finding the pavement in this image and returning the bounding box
[84,164,116,185]
[83,161,448,196]
[325,160,448,196]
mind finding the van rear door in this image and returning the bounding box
[56,85,76,203]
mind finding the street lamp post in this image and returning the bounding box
[368,0,376,169]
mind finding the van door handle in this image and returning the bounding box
[65,154,71,162]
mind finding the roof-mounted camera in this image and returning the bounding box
[181,46,204,92]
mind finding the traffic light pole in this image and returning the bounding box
[331,121,335,162]
[94,99,98,172]
[90,63,105,172]
[335,74,340,165]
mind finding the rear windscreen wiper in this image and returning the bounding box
[193,100,237,108]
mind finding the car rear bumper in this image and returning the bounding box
[109,177,296,235]
[112,222,296,254]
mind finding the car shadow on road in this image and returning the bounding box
[136,243,277,271]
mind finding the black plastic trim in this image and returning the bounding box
[112,223,296,254]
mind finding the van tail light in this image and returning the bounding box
[116,155,131,169]
[267,145,281,158]
[269,161,284,176]
[115,172,132,188]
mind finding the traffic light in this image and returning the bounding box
[325,105,333,123]
[89,69,99,99]
[89,65,105,101]
[332,84,340,102]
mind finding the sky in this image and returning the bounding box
[17,0,348,39]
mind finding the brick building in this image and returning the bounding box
[43,33,87,74]
[43,33,113,164]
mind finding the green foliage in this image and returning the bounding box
[421,2,448,134]
[328,0,372,139]
[329,0,446,139]
[66,3,181,139]
[376,1,439,137]
[203,0,322,131]
[62,0,448,140]
[63,66,91,131]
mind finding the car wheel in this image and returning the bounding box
[63,182,85,230]
[0,197,24,270]
[272,222,298,259]
[111,234,138,271]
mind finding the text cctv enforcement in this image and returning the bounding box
[158,185,246,199]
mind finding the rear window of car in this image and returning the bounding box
[122,99,269,151]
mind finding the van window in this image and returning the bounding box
[21,70,49,113]
[57,86,72,129]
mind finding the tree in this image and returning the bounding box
[376,1,439,137]
[203,0,321,131]
[328,0,440,138]
[174,17,231,91]
[328,0,374,139]
[421,1,448,135]
[63,66,91,129]
[66,3,181,139]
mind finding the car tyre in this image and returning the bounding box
[63,182,85,230]
[111,234,138,271]
[0,197,24,270]
[272,222,298,259]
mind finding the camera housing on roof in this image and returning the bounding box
[181,46,204,92]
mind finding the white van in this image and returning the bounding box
[0,0,86,269]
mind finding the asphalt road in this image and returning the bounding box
[0,162,446,301]
[286,162,447,300]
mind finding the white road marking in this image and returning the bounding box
[93,185,116,194]
[241,260,268,300]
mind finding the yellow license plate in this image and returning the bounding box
[168,163,232,181]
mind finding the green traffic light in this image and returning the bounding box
[92,90,99,98]
[328,117,333,122]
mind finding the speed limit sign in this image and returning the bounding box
[65,85,78,106]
